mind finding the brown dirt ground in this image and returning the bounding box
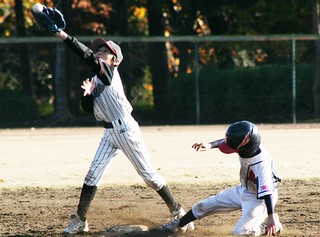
[0,179,319,237]
[0,125,320,237]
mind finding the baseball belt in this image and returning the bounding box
[101,119,122,129]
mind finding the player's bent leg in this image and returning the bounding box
[113,118,194,232]
[112,127,164,190]
[192,185,242,219]
[233,192,267,236]
[234,189,280,236]
[233,209,267,236]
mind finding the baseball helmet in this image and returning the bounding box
[219,120,261,157]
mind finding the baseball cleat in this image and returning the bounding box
[156,218,186,236]
[63,213,89,234]
[172,207,195,231]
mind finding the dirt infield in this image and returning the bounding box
[0,124,320,236]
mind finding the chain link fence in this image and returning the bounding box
[0,35,318,127]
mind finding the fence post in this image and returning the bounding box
[291,38,297,124]
[194,41,200,125]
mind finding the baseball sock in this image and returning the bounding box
[77,183,97,222]
[178,210,196,227]
[156,185,180,214]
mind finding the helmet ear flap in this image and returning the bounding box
[239,133,261,157]
[225,121,261,157]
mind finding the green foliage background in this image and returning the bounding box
[0,89,39,126]
[0,0,318,126]
[169,64,314,124]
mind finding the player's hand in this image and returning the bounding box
[81,78,95,96]
[265,214,277,236]
[192,142,210,152]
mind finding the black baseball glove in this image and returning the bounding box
[31,5,66,33]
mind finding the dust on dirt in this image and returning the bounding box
[1,179,319,237]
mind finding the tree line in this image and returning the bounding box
[1,0,320,123]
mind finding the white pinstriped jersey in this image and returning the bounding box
[63,35,167,191]
[239,145,280,198]
[91,68,133,123]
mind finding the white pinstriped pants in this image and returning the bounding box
[84,115,166,191]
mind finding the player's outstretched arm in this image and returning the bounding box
[192,138,224,152]
[55,30,68,40]
[192,142,211,152]
[55,30,114,86]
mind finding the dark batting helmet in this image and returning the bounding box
[219,120,261,157]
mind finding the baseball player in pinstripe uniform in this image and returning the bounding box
[52,30,194,234]
[158,121,282,236]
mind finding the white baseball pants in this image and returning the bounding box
[191,184,278,236]
[84,115,166,190]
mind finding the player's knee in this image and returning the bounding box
[233,226,245,236]
[84,171,100,186]
[192,201,207,218]
[142,174,166,191]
